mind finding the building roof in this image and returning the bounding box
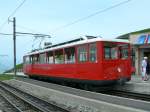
[117,28,150,39]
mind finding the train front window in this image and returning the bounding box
[119,44,129,59]
[104,42,118,59]
[104,47,111,59]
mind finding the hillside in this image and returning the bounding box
[4,63,23,73]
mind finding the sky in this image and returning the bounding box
[0,0,150,73]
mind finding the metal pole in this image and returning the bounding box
[13,17,16,77]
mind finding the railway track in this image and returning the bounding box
[0,93,23,112]
[0,81,72,112]
[101,90,150,102]
[15,77,150,111]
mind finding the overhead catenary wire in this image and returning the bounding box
[16,25,52,48]
[0,0,27,32]
[0,33,13,36]
[0,32,51,38]
[16,32,51,38]
[0,55,8,57]
[0,31,51,51]
[52,0,132,32]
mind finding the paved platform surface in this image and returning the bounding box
[4,72,27,77]
[130,75,150,83]
[116,75,150,94]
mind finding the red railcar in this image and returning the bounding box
[23,37,132,86]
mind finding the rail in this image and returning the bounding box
[101,90,150,102]
[0,81,72,112]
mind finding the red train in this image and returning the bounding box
[23,36,132,86]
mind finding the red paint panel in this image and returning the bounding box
[23,62,102,80]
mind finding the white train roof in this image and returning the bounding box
[25,37,129,56]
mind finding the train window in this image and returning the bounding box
[119,44,129,59]
[111,47,118,59]
[29,55,34,64]
[24,56,30,64]
[78,45,88,62]
[39,53,46,64]
[89,43,97,62]
[64,47,75,63]
[54,49,64,64]
[33,54,39,64]
[47,51,54,64]
[104,42,118,59]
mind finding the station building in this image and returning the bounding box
[117,28,150,75]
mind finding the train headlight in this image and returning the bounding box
[117,67,121,72]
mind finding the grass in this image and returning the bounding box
[4,63,23,73]
[0,74,14,81]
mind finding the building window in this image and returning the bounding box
[137,35,147,44]
[55,50,64,64]
[148,35,150,44]
[47,51,54,64]
[64,47,75,63]
[78,45,88,62]
[89,43,97,62]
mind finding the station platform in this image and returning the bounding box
[4,72,27,77]
[116,75,150,94]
